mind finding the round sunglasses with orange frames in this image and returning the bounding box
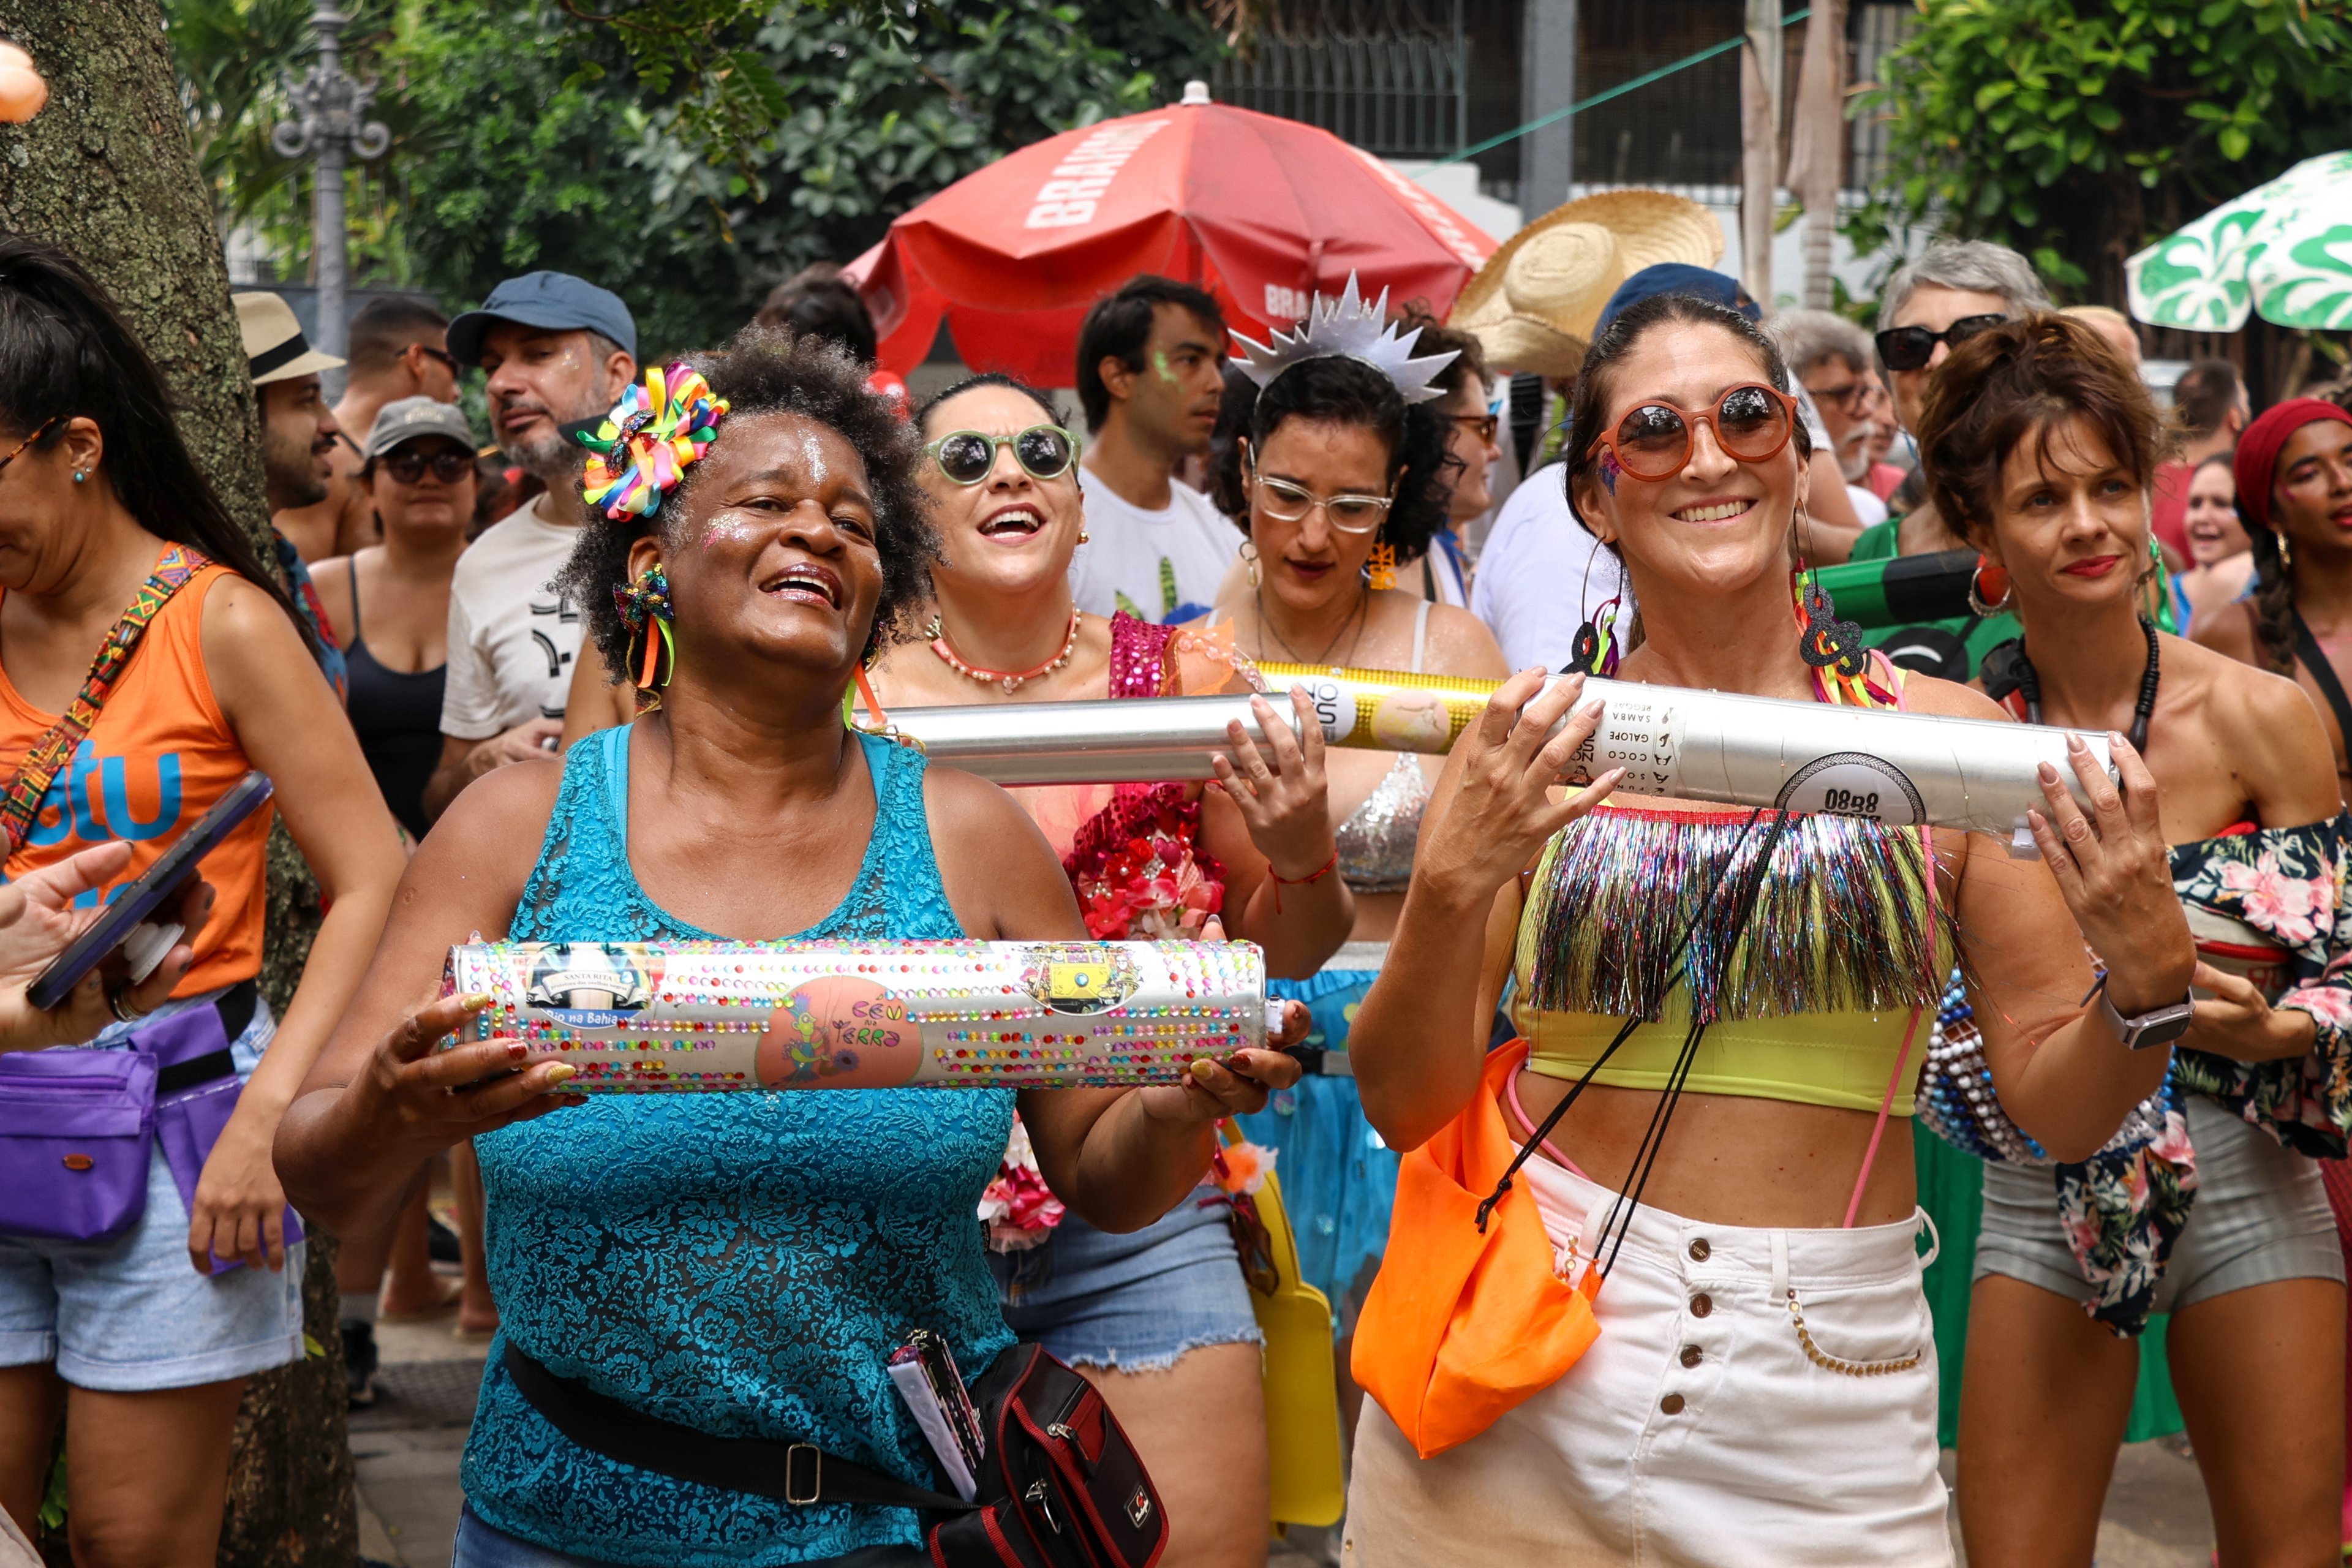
[1598,383,1800,482]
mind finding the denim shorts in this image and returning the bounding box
[990,1185,1262,1371]
[453,1506,927,1567]
[0,991,306,1391]
[1976,1092,2345,1313]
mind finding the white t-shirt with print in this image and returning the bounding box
[1069,472,1241,625]
[440,492,584,740]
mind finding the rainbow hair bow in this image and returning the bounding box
[578,363,730,521]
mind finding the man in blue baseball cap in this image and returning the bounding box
[423,273,638,825]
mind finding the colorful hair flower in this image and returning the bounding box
[577,363,730,521]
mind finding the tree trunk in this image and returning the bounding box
[0,7,356,1566]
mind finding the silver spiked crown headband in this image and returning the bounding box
[1229,273,1459,405]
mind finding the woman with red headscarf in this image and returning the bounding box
[2196,398,2352,795]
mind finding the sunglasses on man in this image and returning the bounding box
[378,447,476,485]
[1874,314,2008,373]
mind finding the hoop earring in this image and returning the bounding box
[614,562,676,690]
[1570,540,1621,676]
[1366,538,1398,593]
[1240,538,1260,589]
[1967,555,2015,617]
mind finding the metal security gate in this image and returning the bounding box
[1211,0,1471,158]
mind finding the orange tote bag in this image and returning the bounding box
[1351,1040,1600,1459]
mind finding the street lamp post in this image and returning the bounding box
[271,1,388,397]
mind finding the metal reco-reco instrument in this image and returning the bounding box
[875,663,2114,846]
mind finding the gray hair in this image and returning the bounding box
[1770,309,1875,379]
[1880,240,2051,332]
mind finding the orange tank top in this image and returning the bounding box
[0,556,273,997]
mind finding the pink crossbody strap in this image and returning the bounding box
[1842,650,1936,1229]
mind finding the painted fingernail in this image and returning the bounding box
[545,1064,576,1084]
[1189,1058,1217,1081]
[463,992,496,1008]
[2038,763,2057,782]
[507,1041,529,1061]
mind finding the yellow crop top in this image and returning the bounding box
[1513,801,1947,1117]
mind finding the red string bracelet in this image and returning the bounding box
[1267,850,1338,912]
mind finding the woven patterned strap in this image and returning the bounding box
[0,546,208,854]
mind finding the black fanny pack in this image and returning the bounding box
[503,1340,1168,1568]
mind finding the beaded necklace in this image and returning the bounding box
[927,608,1082,695]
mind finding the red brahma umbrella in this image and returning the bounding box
[844,89,1496,385]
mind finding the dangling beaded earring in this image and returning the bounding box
[1366,538,1398,593]
[1790,505,1872,701]
[1569,541,1622,676]
[1966,554,2015,617]
[1240,538,1261,589]
[614,562,675,690]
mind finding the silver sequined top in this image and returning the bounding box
[1335,752,1431,894]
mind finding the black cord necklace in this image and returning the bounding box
[2014,617,2160,753]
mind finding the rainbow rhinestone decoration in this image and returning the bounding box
[578,363,729,521]
[442,938,1269,1093]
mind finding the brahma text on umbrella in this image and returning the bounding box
[1025,119,1170,229]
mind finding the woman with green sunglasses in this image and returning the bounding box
[867,371,1354,1568]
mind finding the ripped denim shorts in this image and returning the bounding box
[989,1184,1262,1373]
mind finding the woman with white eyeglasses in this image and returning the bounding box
[1199,326,1509,1465]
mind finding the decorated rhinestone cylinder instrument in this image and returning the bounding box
[442,939,1273,1093]
[878,664,2114,843]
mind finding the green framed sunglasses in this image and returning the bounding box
[925,424,1081,486]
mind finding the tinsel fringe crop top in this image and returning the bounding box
[1514,802,1948,1117]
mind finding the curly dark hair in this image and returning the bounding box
[1913,314,2164,549]
[1205,354,1453,564]
[1561,290,1812,522]
[559,325,938,677]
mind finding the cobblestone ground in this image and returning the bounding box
[352,1320,2217,1568]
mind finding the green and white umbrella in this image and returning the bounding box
[2127,151,2352,333]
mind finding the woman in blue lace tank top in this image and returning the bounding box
[278,331,1303,1568]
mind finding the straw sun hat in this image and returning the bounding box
[1449,190,1724,378]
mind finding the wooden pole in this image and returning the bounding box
[1740,0,1784,309]
[1787,0,1846,309]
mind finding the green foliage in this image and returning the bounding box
[1850,0,2352,298]
[162,0,1219,359]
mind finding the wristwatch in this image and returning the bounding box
[2096,984,2196,1051]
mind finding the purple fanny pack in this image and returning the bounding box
[0,982,301,1262]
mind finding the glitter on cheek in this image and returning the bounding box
[701,513,757,552]
[799,430,827,485]
[1601,451,1623,497]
